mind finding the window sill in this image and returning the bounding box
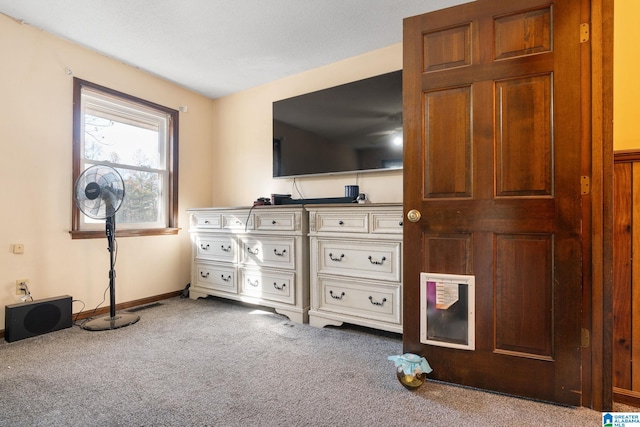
[70,228,180,239]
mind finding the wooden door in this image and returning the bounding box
[403,0,587,405]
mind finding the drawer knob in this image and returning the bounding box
[273,282,287,291]
[200,271,210,278]
[221,274,231,282]
[329,253,345,262]
[338,220,344,225]
[329,290,345,300]
[200,243,210,250]
[407,209,421,223]
[272,220,277,225]
[369,296,387,306]
[368,255,386,265]
[221,245,231,252]
[274,248,287,257]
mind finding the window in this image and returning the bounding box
[71,78,179,238]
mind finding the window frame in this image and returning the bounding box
[71,78,179,239]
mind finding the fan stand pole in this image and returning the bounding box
[107,214,117,319]
[82,214,140,331]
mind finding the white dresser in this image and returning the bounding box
[307,203,403,333]
[188,206,309,324]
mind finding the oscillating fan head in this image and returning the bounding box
[74,165,125,220]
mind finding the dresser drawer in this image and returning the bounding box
[315,239,401,282]
[255,211,298,231]
[191,213,222,229]
[222,212,253,230]
[317,277,400,324]
[240,268,295,304]
[240,236,295,269]
[313,211,369,233]
[195,234,237,262]
[194,262,237,293]
[370,211,404,234]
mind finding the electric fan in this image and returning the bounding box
[74,164,140,331]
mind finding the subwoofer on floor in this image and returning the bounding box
[5,295,72,342]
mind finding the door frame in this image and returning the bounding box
[588,0,613,412]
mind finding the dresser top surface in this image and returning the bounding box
[189,203,402,212]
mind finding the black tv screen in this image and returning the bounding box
[272,70,403,178]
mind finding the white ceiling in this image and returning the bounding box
[0,0,471,99]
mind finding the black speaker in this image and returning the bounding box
[5,296,72,342]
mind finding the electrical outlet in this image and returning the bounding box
[15,279,28,295]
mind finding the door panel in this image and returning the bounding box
[424,234,472,274]
[424,87,472,198]
[496,74,552,197]
[613,155,640,404]
[403,0,585,405]
[495,233,553,358]
[613,161,632,391]
[493,7,552,59]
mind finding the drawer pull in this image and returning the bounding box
[247,279,259,287]
[200,243,210,250]
[221,245,231,252]
[399,221,403,226]
[247,247,259,255]
[272,220,277,224]
[221,274,231,282]
[274,248,287,257]
[273,282,287,291]
[200,271,210,278]
[330,290,345,300]
[329,253,345,262]
[338,220,344,225]
[368,255,387,265]
[204,220,210,224]
[368,296,387,306]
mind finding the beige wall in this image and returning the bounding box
[210,44,403,206]
[0,14,215,328]
[614,0,639,150]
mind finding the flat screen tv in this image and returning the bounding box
[273,70,403,178]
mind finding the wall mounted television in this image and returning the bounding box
[272,70,403,179]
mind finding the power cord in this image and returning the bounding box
[113,235,118,265]
[72,299,85,325]
[74,283,110,328]
[245,205,256,232]
[293,178,304,199]
[93,283,111,313]
[75,234,118,327]
[19,281,33,302]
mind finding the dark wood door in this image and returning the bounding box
[403,0,587,405]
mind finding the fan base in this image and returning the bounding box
[82,312,140,331]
